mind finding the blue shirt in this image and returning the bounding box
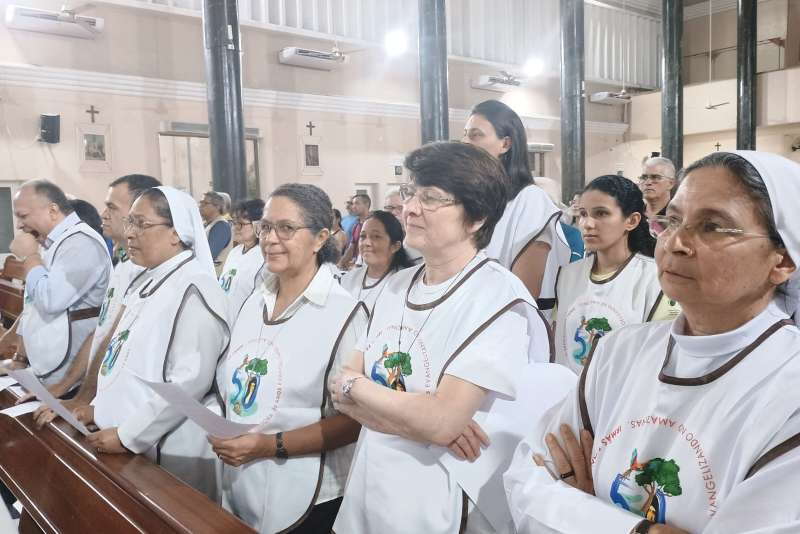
[341,215,358,246]
[207,219,232,260]
[25,212,112,314]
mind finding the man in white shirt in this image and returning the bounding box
[3,180,111,385]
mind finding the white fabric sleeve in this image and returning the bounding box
[702,443,800,533]
[27,234,110,314]
[503,339,643,534]
[444,309,528,399]
[117,287,228,453]
[325,305,369,417]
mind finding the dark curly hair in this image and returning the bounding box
[583,175,655,257]
[365,210,415,271]
[270,183,340,266]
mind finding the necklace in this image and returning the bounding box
[396,254,477,355]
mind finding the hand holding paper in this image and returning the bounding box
[7,368,91,436]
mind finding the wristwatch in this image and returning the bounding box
[275,432,288,459]
[633,520,655,533]
[342,375,366,399]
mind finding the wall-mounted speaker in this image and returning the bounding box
[39,114,60,143]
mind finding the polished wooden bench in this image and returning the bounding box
[0,256,24,326]
[0,387,256,534]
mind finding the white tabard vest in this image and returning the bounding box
[89,257,146,358]
[581,318,800,532]
[220,283,367,533]
[20,221,110,385]
[93,254,229,495]
[484,184,571,319]
[218,243,265,320]
[334,257,553,534]
[339,265,395,313]
[554,253,665,374]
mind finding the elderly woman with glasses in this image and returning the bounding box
[85,186,230,500]
[219,198,266,318]
[209,183,368,533]
[506,152,800,534]
[330,142,554,533]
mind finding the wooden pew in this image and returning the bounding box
[0,256,24,326]
[0,388,256,534]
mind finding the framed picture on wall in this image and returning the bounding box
[299,135,322,176]
[77,123,112,172]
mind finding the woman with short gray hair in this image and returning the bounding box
[506,151,800,534]
[211,183,368,533]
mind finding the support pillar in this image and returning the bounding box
[202,0,247,201]
[560,0,585,203]
[737,0,757,150]
[661,0,684,170]
[418,0,449,144]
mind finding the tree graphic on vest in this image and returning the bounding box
[100,329,129,376]
[230,355,268,416]
[634,458,683,519]
[220,268,237,292]
[573,316,613,366]
[609,449,683,524]
[98,287,114,325]
[371,344,412,391]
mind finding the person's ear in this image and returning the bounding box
[624,212,642,233]
[769,248,796,287]
[169,228,182,247]
[314,228,331,253]
[390,240,402,255]
[498,136,511,156]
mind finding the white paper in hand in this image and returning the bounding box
[1,401,42,418]
[137,377,256,439]
[0,375,17,392]
[7,368,91,436]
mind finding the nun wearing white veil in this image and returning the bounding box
[85,186,230,500]
[504,151,800,534]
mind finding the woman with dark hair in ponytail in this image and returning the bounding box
[339,210,414,310]
[463,100,571,315]
[551,175,680,374]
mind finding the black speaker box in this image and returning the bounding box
[39,114,60,143]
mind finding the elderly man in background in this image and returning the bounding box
[1,180,111,387]
[639,156,676,218]
[198,190,233,276]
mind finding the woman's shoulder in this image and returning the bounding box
[510,184,561,213]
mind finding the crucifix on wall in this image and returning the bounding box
[86,105,100,124]
[300,121,322,176]
[306,121,316,136]
[715,142,722,151]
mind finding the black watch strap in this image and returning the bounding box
[275,431,289,459]
[633,520,655,534]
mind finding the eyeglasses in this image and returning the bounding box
[638,174,672,183]
[648,215,772,246]
[232,219,255,230]
[255,220,311,240]
[122,216,171,235]
[383,204,403,213]
[398,184,457,212]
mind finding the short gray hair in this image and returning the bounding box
[643,157,676,179]
[20,179,74,214]
[203,191,226,212]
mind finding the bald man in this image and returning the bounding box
[3,180,111,387]
[639,156,676,218]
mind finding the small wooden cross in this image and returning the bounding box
[714,142,722,151]
[306,121,316,136]
[86,105,100,123]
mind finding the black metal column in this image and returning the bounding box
[418,0,449,144]
[560,0,585,203]
[661,0,683,170]
[202,0,247,201]
[737,0,757,149]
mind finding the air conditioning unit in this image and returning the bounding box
[4,5,104,39]
[278,47,348,71]
[528,142,555,152]
[470,74,522,93]
[589,91,632,105]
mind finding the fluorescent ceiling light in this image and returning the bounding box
[384,29,408,57]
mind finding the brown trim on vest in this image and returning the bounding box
[645,291,665,322]
[361,266,391,290]
[139,253,195,298]
[436,298,528,386]
[263,303,293,325]
[405,258,492,311]
[578,337,601,437]
[588,252,636,285]
[658,319,792,386]
[458,490,469,533]
[745,432,800,480]
[553,265,563,310]
[538,307,556,363]
[68,306,100,321]
[510,210,561,271]
[280,301,369,533]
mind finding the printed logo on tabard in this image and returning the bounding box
[609,449,683,524]
[227,338,283,423]
[572,315,613,366]
[371,344,412,392]
[98,287,114,326]
[365,325,433,394]
[220,268,237,293]
[100,329,129,376]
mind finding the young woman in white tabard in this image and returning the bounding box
[330,142,560,534]
[553,175,680,374]
[339,210,415,312]
[462,100,571,317]
[505,151,800,534]
[209,184,368,533]
[219,198,265,319]
[85,186,229,500]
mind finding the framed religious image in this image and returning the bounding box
[77,123,112,172]
[299,135,322,176]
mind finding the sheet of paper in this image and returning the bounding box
[138,377,256,439]
[8,368,90,436]
[1,401,42,418]
[431,363,577,533]
[8,385,25,397]
[0,375,17,392]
